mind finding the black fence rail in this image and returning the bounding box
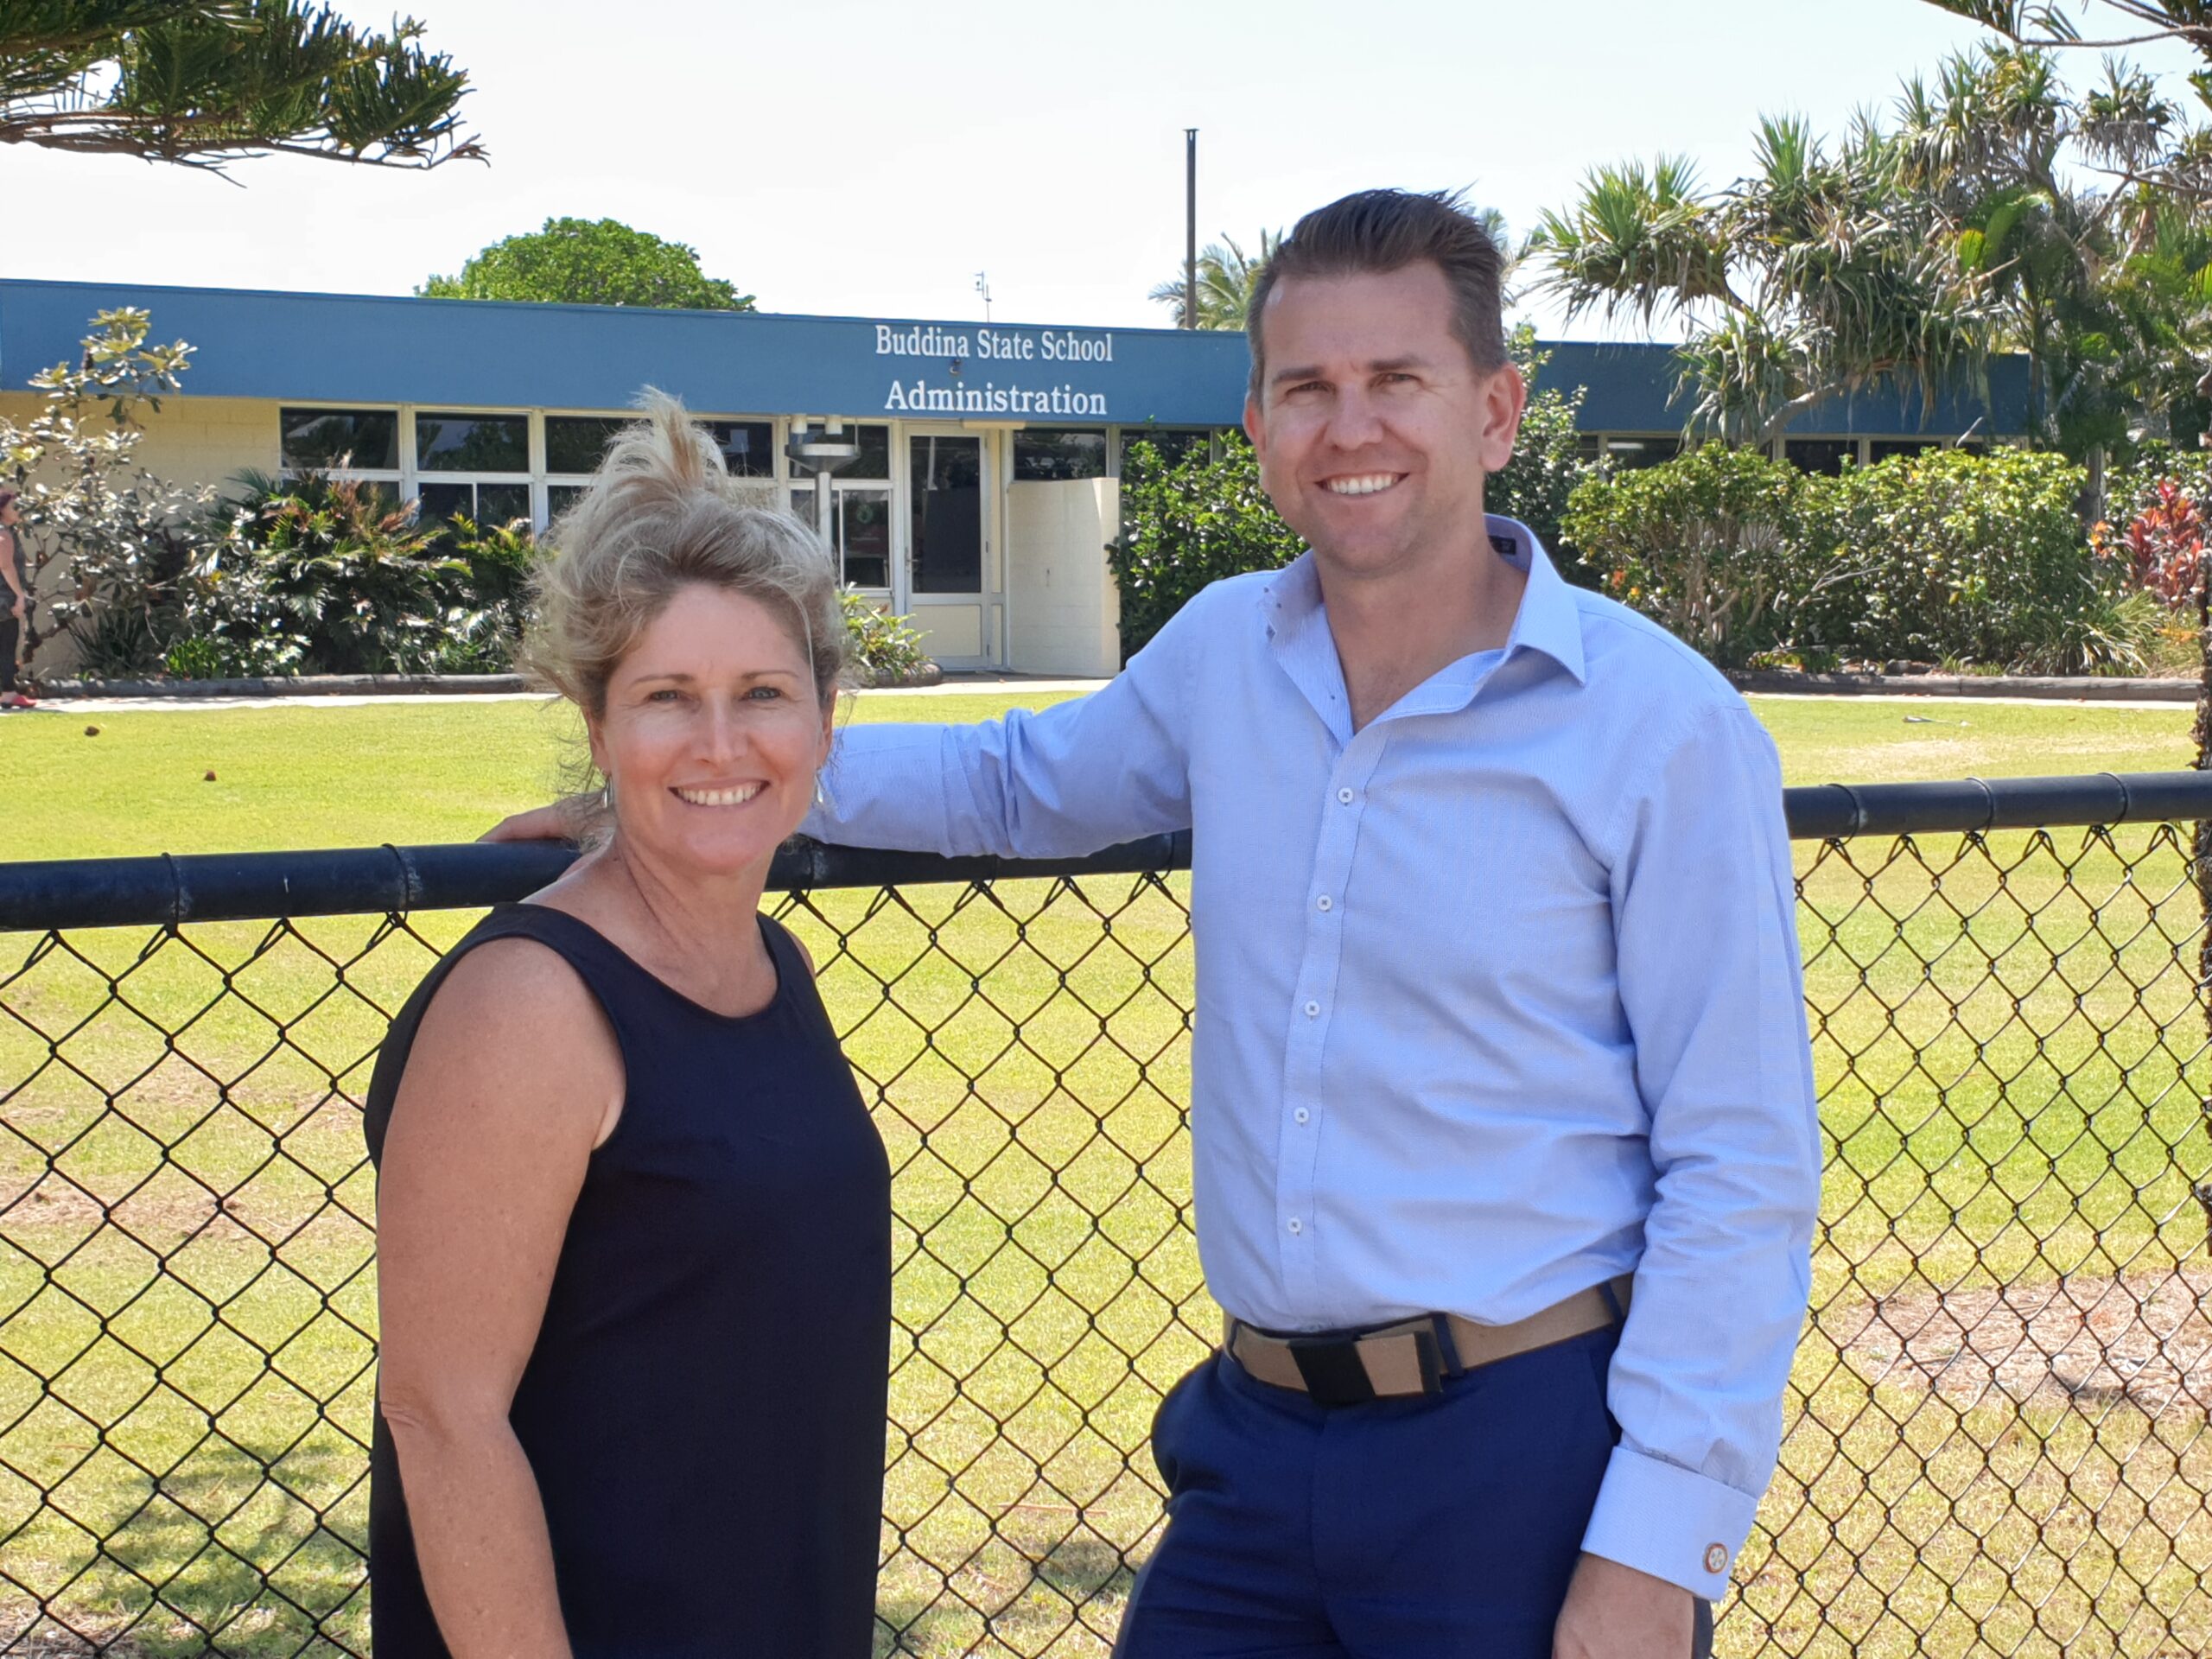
[0,772,2207,1657]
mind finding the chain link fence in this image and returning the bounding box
[0,775,2206,1656]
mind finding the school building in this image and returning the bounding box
[0,280,2031,677]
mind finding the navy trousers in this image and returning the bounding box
[1115,1325,1708,1659]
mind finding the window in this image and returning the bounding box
[1866,440,1936,465]
[706,420,778,478]
[418,480,531,528]
[1117,427,1212,470]
[544,416,623,475]
[416,412,529,473]
[790,481,893,589]
[1784,438,1856,476]
[281,407,398,472]
[1603,435,1681,471]
[548,483,590,523]
[1016,428,1109,480]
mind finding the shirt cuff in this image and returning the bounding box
[1581,1445,1760,1599]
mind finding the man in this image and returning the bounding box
[498,188,1822,1658]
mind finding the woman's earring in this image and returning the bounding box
[814,772,833,810]
[601,777,616,812]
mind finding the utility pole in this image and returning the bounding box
[1184,128,1198,330]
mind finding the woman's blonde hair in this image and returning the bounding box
[523,391,847,721]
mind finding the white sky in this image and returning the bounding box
[7,0,2208,338]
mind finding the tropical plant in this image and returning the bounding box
[1535,118,1993,449]
[420,218,754,310]
[187,471,499,675]
[0,307,219,677]
[2102,474,2207,602]
[0,2,479,172]
[840,588,933,685]
[1147,232,1282,330]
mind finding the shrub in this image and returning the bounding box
[1109,434,1298,659]
[1491,330,1593,572]
[1802,448,2142,673]
[183,471,507,676]
[1565,443,2152,675]
[840,588,933,684]
[1560,443,1805,667]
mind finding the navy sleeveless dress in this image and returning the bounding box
[363,904,892,1658]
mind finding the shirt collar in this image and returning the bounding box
[1262,514,1588,688]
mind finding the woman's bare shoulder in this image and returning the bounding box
[396,935,622,1141]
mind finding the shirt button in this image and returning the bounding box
[1316,895,1332,912]
[1336,787,1353,804]
[1294,1108,1310,1124]
[1304,1001,1319,1017]
[1287,1217,1303,1235]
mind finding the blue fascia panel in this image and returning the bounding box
[0,278,2030,439]
[1535,338,2031,438]
[0,279,1255,427]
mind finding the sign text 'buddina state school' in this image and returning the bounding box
[876,321,1115,416]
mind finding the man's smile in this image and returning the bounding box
[1320,473,1406,496]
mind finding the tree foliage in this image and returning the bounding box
[1536,41,2212,461]
[1535,119,1992,449]
[0,308,217,677]
[419,217,755,310]
[1560,444,2153,671]
[1147,232,1281,329]
[0,2,480,172]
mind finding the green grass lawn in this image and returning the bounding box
[0,691,2206,1657]
[0,691,2190,861]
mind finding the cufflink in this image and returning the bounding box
[1704,1543,1729,1575]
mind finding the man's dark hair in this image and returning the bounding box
[1245,188,1508,400]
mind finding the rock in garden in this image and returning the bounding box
[83,725,99,736]
[203,770,217,782]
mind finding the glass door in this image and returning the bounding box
[904,429,994,666]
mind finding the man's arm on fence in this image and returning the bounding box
[1581,700,1823,1601]
[804,594,1205,858]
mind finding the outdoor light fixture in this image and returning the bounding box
[785,418,863,542]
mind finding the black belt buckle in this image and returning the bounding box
[1287,1325,1445,1407]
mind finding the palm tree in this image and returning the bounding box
[1148,232,1281,329]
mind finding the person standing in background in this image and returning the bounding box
[0,491,33,709]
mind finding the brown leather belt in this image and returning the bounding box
[1224,1275,1633,1407]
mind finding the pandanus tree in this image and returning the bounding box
[1533,118,1993,450]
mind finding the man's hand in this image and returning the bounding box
[9,596,22,620]
[479,797,594,844]
[1554,1554,1695,1659]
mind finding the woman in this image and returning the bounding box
[365,397,891,1658]
[0,490,33,709]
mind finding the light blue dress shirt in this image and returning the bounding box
[804,518,1822,1599]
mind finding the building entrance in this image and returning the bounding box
[905,429,996,667]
